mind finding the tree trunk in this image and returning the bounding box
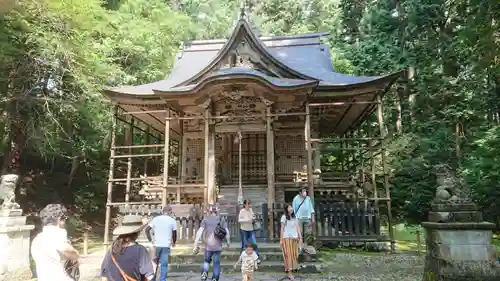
[2,112,25,175]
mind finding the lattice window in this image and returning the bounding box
[275,134,306,178]
[185,138,204,182]
[230,132,266,184]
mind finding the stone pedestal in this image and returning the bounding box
[422,201,500,281]
[0,209,35,281]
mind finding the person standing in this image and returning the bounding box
[292,187,315,251]
[234,244,259,281]
[280,203,302,281]
[238,200,261,264]
[31,204,80,281]
[101,215,155,281]
[145,205,177,281]
[193,205,231,281]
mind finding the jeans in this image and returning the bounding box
[201,250,221,281]
[155,247,171,281]
[240,229,258,256]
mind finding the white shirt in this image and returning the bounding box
[31,226,73,281]
[280,215,299,238]
[149,215,177,248]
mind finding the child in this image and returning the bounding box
[234,244,259,281]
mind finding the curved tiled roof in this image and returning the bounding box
[105,19,401,97]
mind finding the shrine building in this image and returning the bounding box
[101,14,401,247]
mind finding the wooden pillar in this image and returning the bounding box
[178,115,185,204]
[305,103,314,199]
[203,104,210,207]
[125,118,134,203]
[207,109,216,205]
[376,94,395,252]
[162,108,171,207]
[266,105,275,237]
[312,132,321,172]
[104,105,118,245]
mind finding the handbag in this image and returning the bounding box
[252,220,261,231]
[64,260,80,281]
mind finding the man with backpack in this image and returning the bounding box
[292,187,315,252]
[193,205,231,281]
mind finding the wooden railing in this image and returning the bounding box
[114,201,386,243]
[116,204,264,243]
[266,200,387,242]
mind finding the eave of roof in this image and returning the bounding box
[154,68,319,94]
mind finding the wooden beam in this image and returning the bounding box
[377,94,395,252]
[104,105,118,246]
[162,108,170,207]
[266,105,275,238]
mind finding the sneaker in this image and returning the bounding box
[211,278,218,281]
[256,259,261,265]
[201,272,208,281]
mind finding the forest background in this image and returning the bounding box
[0,0,499,235]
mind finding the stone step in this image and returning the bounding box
[165,262,320,273]
[168,251,317,264]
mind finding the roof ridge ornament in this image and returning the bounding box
[239,1,247,21]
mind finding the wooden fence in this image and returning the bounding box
[115,200,387,244]
[266,201,387,242]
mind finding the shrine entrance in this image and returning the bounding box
[216,132,267,185]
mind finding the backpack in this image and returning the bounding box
[213,216,227,241]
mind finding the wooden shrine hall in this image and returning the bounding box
[101,14,402,246]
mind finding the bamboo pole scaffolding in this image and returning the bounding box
[377,94,395,252]
[104,105,118,246]
[116,117,163,138]
[125,119,134,203]
[111,153,164,159]
[112,144,164,149]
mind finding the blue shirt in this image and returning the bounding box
[149,215,177,248]
[292,195,315,219]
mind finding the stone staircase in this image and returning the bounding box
[78,242,320,281]
[144,242,319,274]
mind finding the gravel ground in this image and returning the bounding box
[79,251,424,281]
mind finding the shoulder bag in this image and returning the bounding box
[110,249,154,281]
[213,216,227,241]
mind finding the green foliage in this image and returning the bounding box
[461,126,500,224]
[0,0,498,230]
